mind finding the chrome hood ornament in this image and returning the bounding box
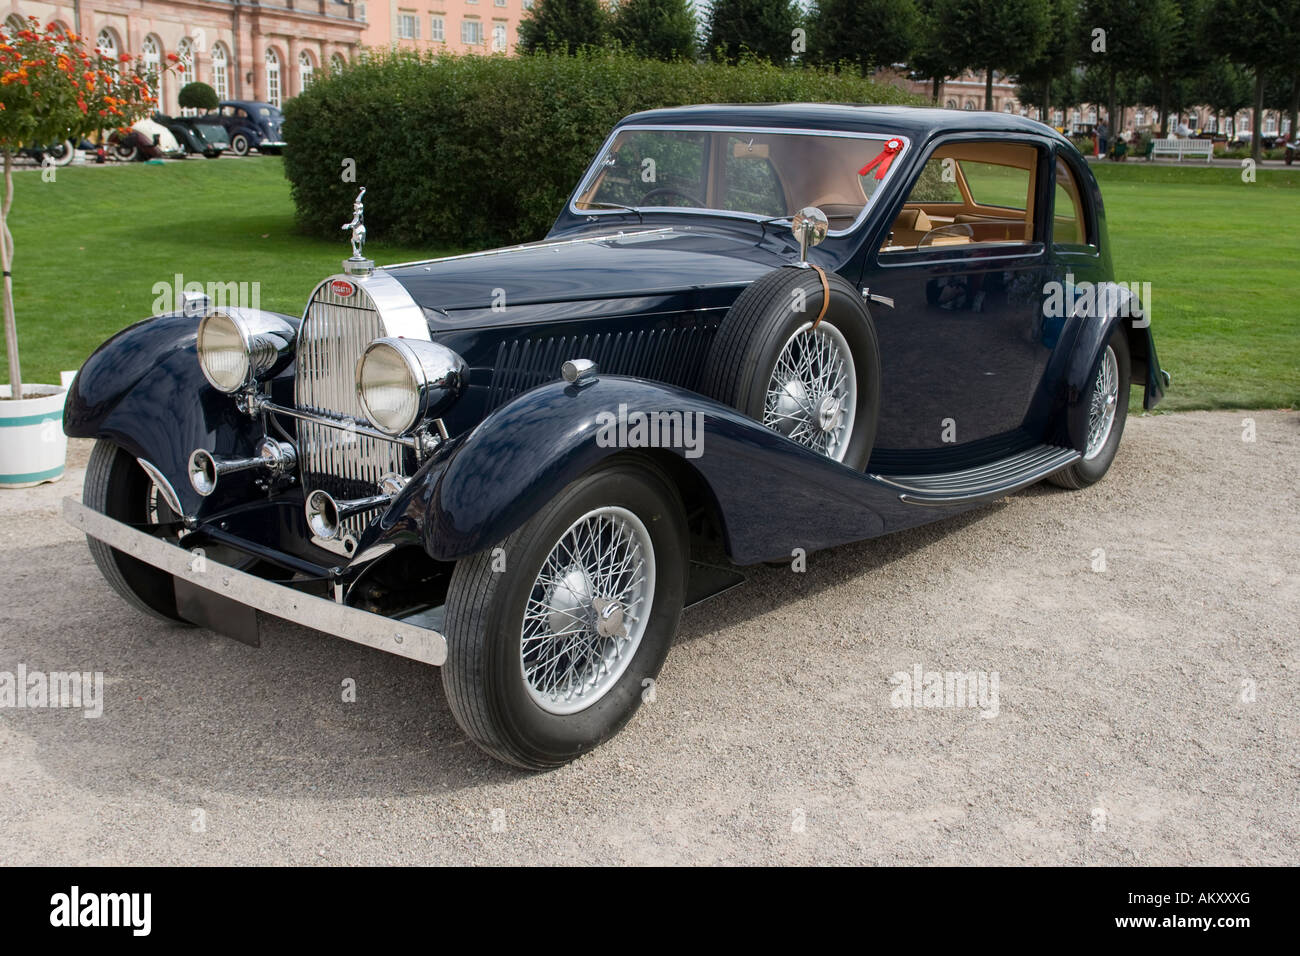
[341,186,373,276]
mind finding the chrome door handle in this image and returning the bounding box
[862,288,895,308]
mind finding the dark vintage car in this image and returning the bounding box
[210,100,286,156]
[64,105,1166,769]
[155,113,230,159]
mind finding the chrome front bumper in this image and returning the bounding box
[62,497,447,666]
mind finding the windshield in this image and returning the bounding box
[574,127,901,232]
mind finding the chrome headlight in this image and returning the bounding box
[356,338,466,436]
[196,309,296,393]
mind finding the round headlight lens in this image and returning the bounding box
[357,342,419,435]
[197,312,251,392]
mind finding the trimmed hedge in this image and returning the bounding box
[282,51,922,249]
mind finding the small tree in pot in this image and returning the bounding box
[0,17,174,485]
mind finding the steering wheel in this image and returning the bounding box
[640,186,705,208]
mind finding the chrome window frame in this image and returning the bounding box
[567,124,913,239]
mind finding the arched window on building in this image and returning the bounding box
[265,47,281,108]
[4,14,26,33]
[142,35,162,106]
[945,99,956,110]
[212,42,230,102]
[96,27,120,63]
[298,50,314,93]
[176,37,196,113]
[963,99,976,110]
[331,52,346,75]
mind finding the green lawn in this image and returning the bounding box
[1091,162,1300,411]
[1,156,1296,412]
[1,157,455,385]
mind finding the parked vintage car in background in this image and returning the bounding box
[211,100,286,156]
[18,138,80,167]
[64,105,1165,769]
[109,117,186,162]
[155,113,230,159]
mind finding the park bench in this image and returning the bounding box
[1148,138,1214,162]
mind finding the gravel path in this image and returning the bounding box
[1,409,1296,865]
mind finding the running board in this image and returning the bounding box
[871,445,1080,506]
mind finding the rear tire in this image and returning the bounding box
[703,267,881,470]
[1049,328,1131,489]
[230,133,251,156]
[83,440,191,624]
[441,462,687,770]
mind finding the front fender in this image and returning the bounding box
[384,376,927,566]
[64,311,297,515]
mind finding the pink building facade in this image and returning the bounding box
[358,0,531,56]
[2,0,364,115]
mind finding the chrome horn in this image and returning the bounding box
[188,438,297,497]
[304,474,406,541]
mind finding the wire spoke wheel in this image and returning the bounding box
[763,320,858,462]
[1085,345,1120,460]
[520,506,656,715]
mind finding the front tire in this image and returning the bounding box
[1049,328,1131,489]
[704,267,881,470]
[83,440,191,624]
[441,462,687,769]
[230,133,251,156]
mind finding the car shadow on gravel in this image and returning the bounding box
[677,502,1001,644]
[6,495,1009,799]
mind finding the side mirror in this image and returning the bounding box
[791,207,829,265]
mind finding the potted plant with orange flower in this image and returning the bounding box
[0,17,175,486]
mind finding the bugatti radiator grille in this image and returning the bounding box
[485,318,720,411]
[295,283,407,542]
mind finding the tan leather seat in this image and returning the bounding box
[889,207,932,247]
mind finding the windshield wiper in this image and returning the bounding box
[580,202,644,224]
[757,215,792,239]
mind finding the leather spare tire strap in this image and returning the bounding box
[809,264,830,330]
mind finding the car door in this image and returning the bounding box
[857,136,1054,473]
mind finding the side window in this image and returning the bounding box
[723,137,785,218]
[881,141,1040,254]
[1052,157,1093,248]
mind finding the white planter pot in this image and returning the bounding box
[0,384,68,488]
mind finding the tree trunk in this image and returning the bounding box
[1289,70,1299,146]
[1,151,20,401]
[1252,67,1265,161]
[985,66,994,110]
[932,75,941,104]
[1159,79,1169,136]
[1043,78,1052,125]
[1108,69,1118,152]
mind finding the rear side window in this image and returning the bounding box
[958,161,1032,209]
[1052,157,1094,249]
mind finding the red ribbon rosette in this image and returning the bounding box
[858,138,904,180]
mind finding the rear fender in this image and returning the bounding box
[1058,282,1164,451]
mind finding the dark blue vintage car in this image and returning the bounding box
[64,105,1165,769]
[211,100,286,156]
